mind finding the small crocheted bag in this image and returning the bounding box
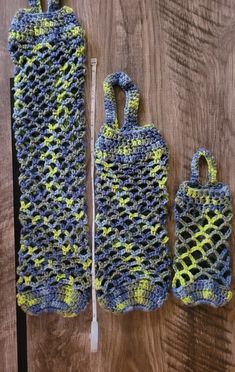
[95,71,171,313]
[8,0,91,316]
[172,148,233,307]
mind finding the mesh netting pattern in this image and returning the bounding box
[172,148,233,307]
[95,72,171,313]
[8,0,91,316]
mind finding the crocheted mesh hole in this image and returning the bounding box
[95,72,171,313]
[172,149,233,307]
[9,3,91,316]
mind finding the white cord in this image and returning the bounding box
[90,58,98,353]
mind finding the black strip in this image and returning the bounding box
[10,78,28,372]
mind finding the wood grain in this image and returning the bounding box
[1,0,235,371]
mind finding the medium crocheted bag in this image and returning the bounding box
[8,0,91,316]
[95,71,171,313]
[172,148,233,307]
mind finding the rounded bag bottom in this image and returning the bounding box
[97,280,169,313]
[16,285,90,317]
[173,279,232,307]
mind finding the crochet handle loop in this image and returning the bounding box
[190,148,217,185]
[47,0,60,12]
[103,71,140,130]
[28,0,42,11]
[28,0,60,12]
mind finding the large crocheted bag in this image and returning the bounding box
[172,148,233,307]
[95,71,171,313]
[8,0,91,316]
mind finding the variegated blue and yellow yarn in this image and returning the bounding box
[95,72,171,313]
[172,148,233,307]
[8,0,91,316]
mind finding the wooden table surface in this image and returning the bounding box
[1,1,235,371]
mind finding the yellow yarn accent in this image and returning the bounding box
[64,285,74,305]
[186,188,198,198]
[14,73,22,84]
[206,157,217,183]
[32,42,52,53]
[129,212,138,219]
[113,240,121,249]
[45,181,53,191]
[150,165,161,177]
[20,244,26,252]
[128,97,139,110]
[20,200,31,211]
[133,280,149,304]
[173,269,194,287]
[130,266,142,272]
[75,211,84,220]
[158,176,167,189]
[32,215,40,224]
[135,256,143,265]
[63,312,77,318]
[102,227,111,236]
[57,91,68,102]
[55,196,62,202]
[112,184,119,192]
[95,278,102,290]
[202,290,213,299]
[28,246,37,255]
[83,258,92,270]
[66,198,73,207]
[151,224,160,235]
[48,123,59,132]
[48,165,58,176]
[40,20,54,28]
[103,126,113,138]
[103,82,111,95]
[44,135,54,145]
[182,296,191,305]
[15,88,22,97]
[162,236,169,244]
[152,148,164,162]
[124,243,133,252]
[123,254,132,262]
[17,293,38,307]
[119,197,130,207]
[53,229,61,240]
[118,146,131,156]
[103,161,113,171]
[56,273,66,281]
[68,276,74,285]
[75,45,85,57]
[144,270,150,278]
[18,277,23,284]
[34,258,45,268]
[68,27,80,37]
[40,151,49,161]
[116,302,126,311]
[62,244,72,255]
[131,138,142,146]
[24,276,32,285]
[96,149,107,159]
[48,259,53,268]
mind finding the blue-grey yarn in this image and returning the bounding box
[172,148,233,307]
[94,71,171,313]
[8,0,91,316]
